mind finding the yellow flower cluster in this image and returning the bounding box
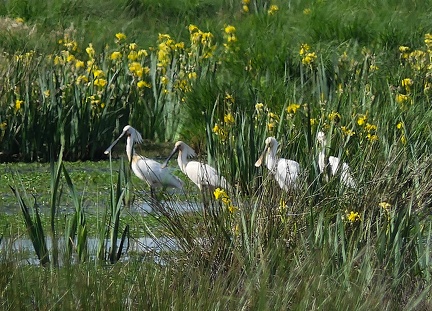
[394,77,414,109]
[299,43,317,66]
[346,211,361,223]
[128,62,150,78]
[286,103,301,114]
[401,78,413,91]
[157,33,177,70]
[13,51,35,67]
[212,94,236,141]
[328,111,341,123]
[111,35,148,65]
[267,111,279,132]
[356,113,378,143]
[397,34,432,101]
[155,24,216,99]
[396,121,407,145]
[255,102,265,114]
[400,44,428,71]
[395,93,411,105]
[213,188,238,213]
[15,99,24,112]
[310,118,318,126]
[267,5,279,15]
[399,45,410,59]
[76,75,88,84]
[115,32,127,42]
[0,121,6,142]
[94,78,107,88]
[212,123,227,140]
[224,113,235,125]
[425,33,432,50]
[59,34,78,52]
[299,43,310,56]
[341,126,355,137]
[379,201,391,212]
[189,24,215,59]
[223,25,238,51]
[241,0,250,13]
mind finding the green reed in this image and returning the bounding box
[7,152,134,265]
[10,185,50,266]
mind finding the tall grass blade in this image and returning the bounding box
[62,164,88,262]
[10,186,50,266]
[48,145,64,268]
[116,224,130,262]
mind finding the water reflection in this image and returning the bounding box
[1,236,179,265]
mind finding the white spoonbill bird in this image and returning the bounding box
[104,125,183,196]
[255,137,301,191]
[316,131,356,188]
[161,141,229,191]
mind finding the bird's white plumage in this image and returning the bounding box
[131,155,183,189]
[104,125,183,191]
[162,141,228,190]
[255,137,300,191]
[317,131,356,188]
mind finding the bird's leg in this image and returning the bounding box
[150,186,159,203]
[324,161,331,182]
[201,189,208,219]
[149,186,165,211]
[149,187,153,199]
[200,187,212,220]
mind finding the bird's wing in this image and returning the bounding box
[184,161,204,188]
[340,162,356,188]
[328,156,341,175]
[187,161,228,189]
[275,159,300,187]
[328,156,356,188]
[134,157,183,189]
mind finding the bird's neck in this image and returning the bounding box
[178,151,188,173]
[318,142,327,172]
[126,138,135,162]
[266,149,278,171]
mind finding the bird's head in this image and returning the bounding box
[317,131,326,144]
[175,141,196,158]
[104,125,143,154]
[123,125,143,145]
[265,137,278,149]
[161,141,197,169]
[255,136,278,167]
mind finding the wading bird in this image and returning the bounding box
[255,137,301,191]
[104,125,183,198]
[161,141,229,191]
[316,131,356,188]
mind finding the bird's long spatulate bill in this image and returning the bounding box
[161,147,178,169]
[104,132,125,154]
[254,149,266,167]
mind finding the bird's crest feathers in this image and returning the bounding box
[317,131,326,144]
[176,141,197,158]
[123,125,143,145]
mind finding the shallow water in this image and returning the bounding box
[0,198,204,265]
[0,160,206,264]
[133,200,203,213]
[0,235,179,265]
